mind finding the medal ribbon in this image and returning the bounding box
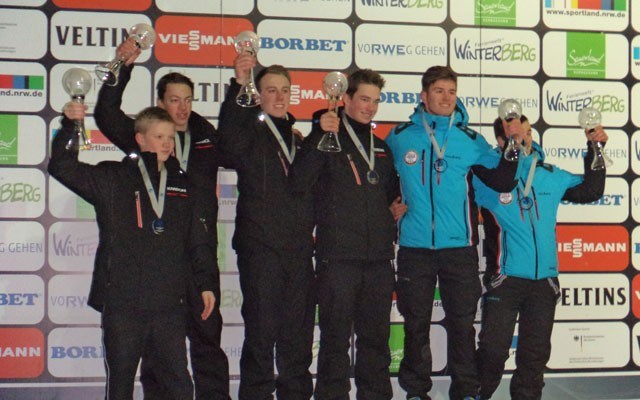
[521,153,538,198]
[174,130,191,171]
[137,158,167,221]
[262,113,296,164]
[343,114,375,174]
[421,108,452,184]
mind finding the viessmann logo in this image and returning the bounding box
[556,225,628,272]
[288,71,330,121]
[154,16,254,66]
[0,328,44,378]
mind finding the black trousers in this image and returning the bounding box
[477,276,558,400]
[395,246,482,400]
[140,284,230,400]
[314,258,395,400]
[237,246,315,400]
[102,305,192,400]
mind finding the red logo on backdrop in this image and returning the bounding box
[0,328,44,378]
[373,123,395,140]
[52,0,151,10]
[289,71,329,121]
[87,130,112,145]
[632,275,640,319]
[154,16,253,66]
[557,225,628,272]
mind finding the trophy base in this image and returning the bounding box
[95,66,118,86]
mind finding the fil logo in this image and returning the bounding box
[566,32,605,79]
[475,0,516,27]
[0,115,18,165]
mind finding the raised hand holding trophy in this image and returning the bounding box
[578,107,613,171]
[234,31,261,107]
[62,68,92,150]
[317,71,348,153]
[498,98,523,162]
[95,23,156,86]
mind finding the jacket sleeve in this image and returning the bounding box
[217,78,260,164]
[562,143,606,203]
[94,63,138,154]
[187,179,218,293]
[288,120,327,196]
[472,143,518,193]
[47,117,112,205]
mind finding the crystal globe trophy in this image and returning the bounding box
[317,71,348,152]
[234,31,261,107]
[62,68,93,150]
[498,98,523,162]
[95,23,156,86]
[578,107,613,171]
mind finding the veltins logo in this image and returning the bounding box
[0,274,45,325]
[559,177,628,223]
[566,32,605,79]
[0,115,46,166]
[389,324,404,373]
[52,0,151,10]
[450,27,539,77]
[556,273,628,320]
[155,16,253,66]
[549,322,629,369]
[0,221,45,272]
[48,221,98,272]
[0,167,45,218]
[556,225,628,272]
[48,275,100,325]
[632,275,640,319]
[0,328,44,378]
[474,0,516,27]
[258,20,352,70]
[48,327,105,378]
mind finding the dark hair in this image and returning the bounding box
[346,69,385,97]
[255,65,291,91]
[493,115,529,142]
[156,72,195,100]
[421,65,457,92]
[134,106,174,134]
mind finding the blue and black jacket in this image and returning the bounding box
[385,100,517,250]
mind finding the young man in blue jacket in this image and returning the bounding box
[385,65,519,400]
[474,117,607,400]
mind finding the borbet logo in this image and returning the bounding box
[556,225,628,272]
[0,328,44,378]
[154,16,253,66]
[633,275,640,319]
[52,0,151,11]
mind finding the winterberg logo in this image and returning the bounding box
[0,115,18,165]
[545,90,625,114]
[474,0,516,27]
[566,32,605,79]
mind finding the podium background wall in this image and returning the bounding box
[1,0,640,399]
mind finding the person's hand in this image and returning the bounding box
[319,111,340,133]
[234,52,257,85]
[63,101,87,120]
[586,125,608,144]
[200,291,215,320]
[389,196,407,221]
[116,37,141,66]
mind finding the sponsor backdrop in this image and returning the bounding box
[0,0,639,399]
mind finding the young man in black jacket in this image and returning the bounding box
[49,107,216,400]
[64,38,229,400]
[217,52,315,399]
[289,69,400,400]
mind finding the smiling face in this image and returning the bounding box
[157,83,193,131]
[343,83,381,124]
[258,73,291,118]
[421,78,457,117]
[135,120,176,167]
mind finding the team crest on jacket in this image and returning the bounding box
[499,192,513,205]
[404,150,418,165]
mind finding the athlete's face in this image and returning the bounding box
[343,83,381,124]
[135,121,176,167]
[421,79,457,116]
[258,73,291,119]
[158,83,193,131]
